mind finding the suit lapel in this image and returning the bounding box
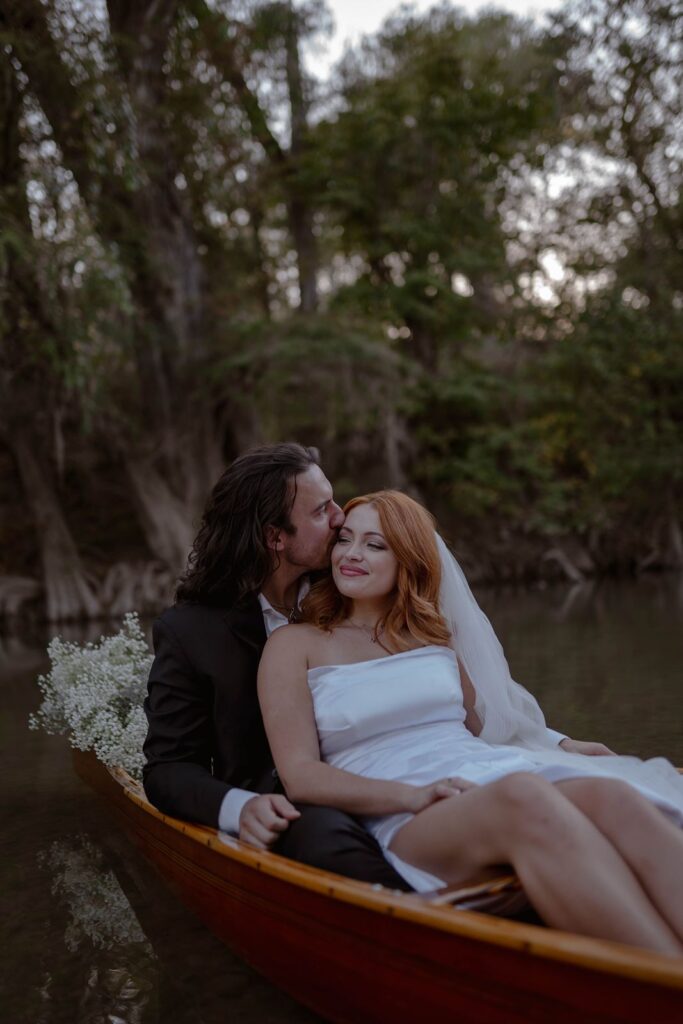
[224,595,267,653]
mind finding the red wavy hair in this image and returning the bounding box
[301,490,451,652]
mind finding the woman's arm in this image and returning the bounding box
[258,628,454,816]
[458,657,483,736]
[457,651,613,753]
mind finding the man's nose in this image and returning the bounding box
[330,504,344,529]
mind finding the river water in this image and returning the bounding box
[2,577,682,1024]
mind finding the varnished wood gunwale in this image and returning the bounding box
[73,750,683,1023]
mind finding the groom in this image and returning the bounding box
[143,442,410,887]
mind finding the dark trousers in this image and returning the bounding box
[275,805,412,891]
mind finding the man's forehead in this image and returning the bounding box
[292,465,333,506]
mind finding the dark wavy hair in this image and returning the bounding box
[175,443,320,606]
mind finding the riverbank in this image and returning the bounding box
[2,528,682,625]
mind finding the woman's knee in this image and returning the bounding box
[560,777,643,826]
[486,773,568,843]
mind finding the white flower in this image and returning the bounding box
[30,613,153,780]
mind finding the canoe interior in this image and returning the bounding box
[73,750,683,1024]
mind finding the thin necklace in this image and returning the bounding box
[270,601,297,623]
[347,619,391,653]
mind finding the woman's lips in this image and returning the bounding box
[339,565,368,576]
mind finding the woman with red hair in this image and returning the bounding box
[258,491,683,955]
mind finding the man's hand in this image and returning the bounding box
[238,794,301,850]
[559,738,615,756]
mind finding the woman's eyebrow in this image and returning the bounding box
[339,528,385,540]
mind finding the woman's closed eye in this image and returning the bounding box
[336,536,385,551]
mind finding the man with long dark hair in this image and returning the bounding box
[143,442,409,886]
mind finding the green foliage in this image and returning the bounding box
[313,8,564,361]
[1,0,681,585]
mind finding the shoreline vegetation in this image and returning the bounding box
[1,0,681,623]
[2,521,682,625]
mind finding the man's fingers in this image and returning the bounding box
[270,795,301,821]
[240,825,268,850]
[260,813,291,835]
[238,794,300,849]
[242,814,282,847]
[255,799,299,830]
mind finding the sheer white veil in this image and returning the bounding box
[436,533,683,808]
[436,534,553,749]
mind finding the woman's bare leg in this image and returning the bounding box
[555,778,683,945]
[390,773,682,955]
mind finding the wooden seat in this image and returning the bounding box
[421,869,529,917]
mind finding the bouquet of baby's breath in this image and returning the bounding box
[30,612,152,780]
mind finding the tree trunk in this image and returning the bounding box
[284,4,318,312]
[382,407,409,490]
[13,432,101,621]
[0,49,99,621]
[189,0,319,313]
[125,458,198,573]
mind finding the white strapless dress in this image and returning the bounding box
[307,645,683,891]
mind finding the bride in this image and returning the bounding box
[258,490,683,956]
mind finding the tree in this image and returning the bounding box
[0,48,100,618]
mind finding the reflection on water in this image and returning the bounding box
[37,836,156,1024]
[2,576,682,1022]
[40,836,149,951]
[477,575,683,765]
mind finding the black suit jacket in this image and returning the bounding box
[143,597,276,827]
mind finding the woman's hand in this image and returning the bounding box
[560,737,615,756]
[403,776,478,814]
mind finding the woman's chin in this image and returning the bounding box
[333,572,366,598]
[334,579,359,598]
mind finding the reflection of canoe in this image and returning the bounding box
[74,750,683,1024]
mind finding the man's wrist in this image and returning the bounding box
[547,728,568,747]
[218,787,257,834]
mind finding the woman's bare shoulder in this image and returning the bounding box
[262,622,320,655]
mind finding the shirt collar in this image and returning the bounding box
[258,577,311,636]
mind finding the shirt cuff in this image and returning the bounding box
[546,728,567,746]
[218,788,257,834]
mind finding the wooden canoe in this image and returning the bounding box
[73,749,683,1024]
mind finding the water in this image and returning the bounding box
[2,577,682,1023]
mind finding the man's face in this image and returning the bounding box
[280,464,344,571]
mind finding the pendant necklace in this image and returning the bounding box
[348,619,391,654]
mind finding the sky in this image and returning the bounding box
[309,0,565,74]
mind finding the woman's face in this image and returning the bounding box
[331,504,398,602]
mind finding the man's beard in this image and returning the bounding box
[283,534,336,572]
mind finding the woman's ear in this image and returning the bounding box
[265,524,284,552]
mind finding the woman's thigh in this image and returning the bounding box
[389,772,562,884]
[552,776,670,835]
